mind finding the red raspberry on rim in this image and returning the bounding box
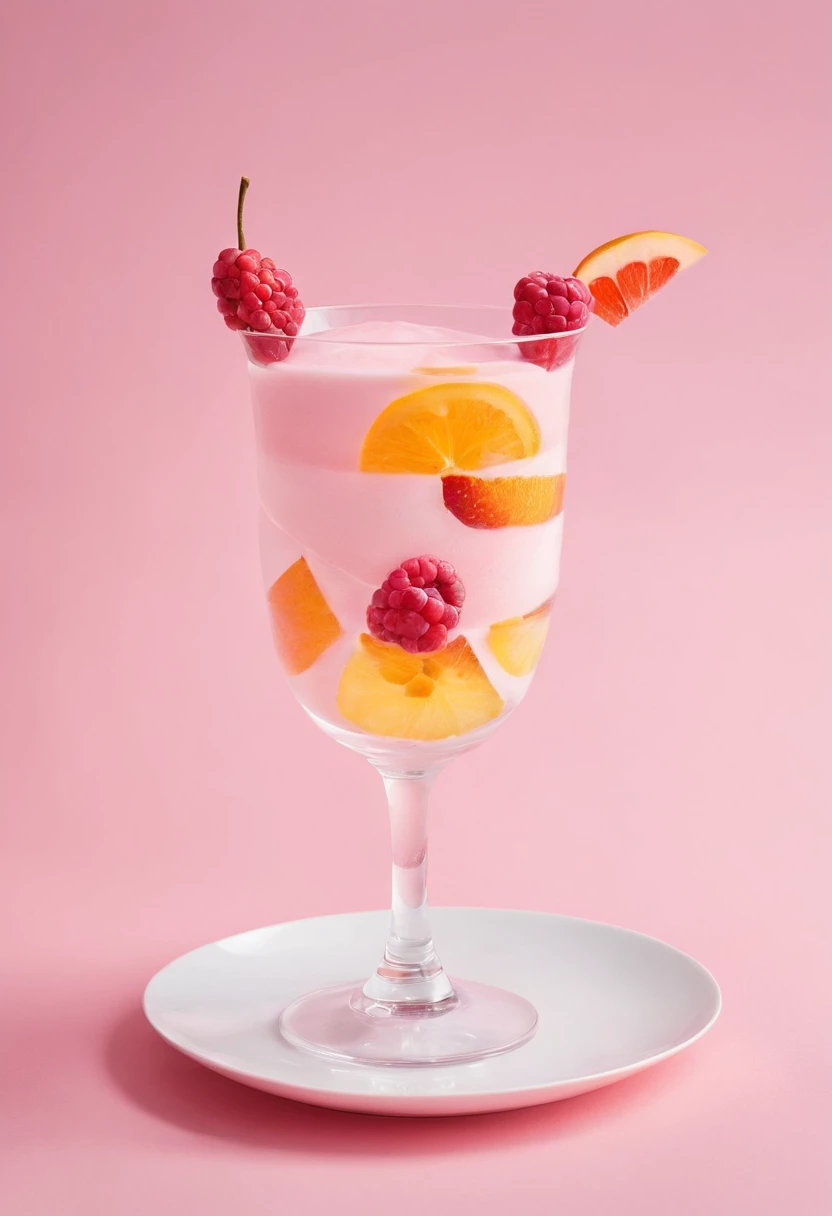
[512,272,592,371]
[367,556,465,654]
[211,177,305,364]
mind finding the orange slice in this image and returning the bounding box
[360,382,540,474]
[442,473,565,528]
[573,232,707,327]
[267,557,342,675]
[337,634,504,740]
[488,599,553,676]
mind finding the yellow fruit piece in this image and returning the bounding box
[267,557,342,675]
[573,231,707,327]
[337,634,505,740]
[359,382,540,474]
[488,600,553,677]
[412,364,478,376]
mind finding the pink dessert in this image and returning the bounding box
[210,181,707,748]
[250,314,576,742]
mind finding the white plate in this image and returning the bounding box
[143,908,721,1117]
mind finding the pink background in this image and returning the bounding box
[2,0,830,1211]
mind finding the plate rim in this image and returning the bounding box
[142,907,722,1102]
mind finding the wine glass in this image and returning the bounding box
[243,304,584,1066]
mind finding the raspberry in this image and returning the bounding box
[211,178,304,365]
[367,556,465,654]
[512,272,592,370]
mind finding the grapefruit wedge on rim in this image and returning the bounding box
[573,232,707,327]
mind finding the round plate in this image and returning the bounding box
[143,908,721,1117]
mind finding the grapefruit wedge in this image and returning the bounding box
[573,232,707,327]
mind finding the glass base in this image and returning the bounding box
[279,979,538,1067]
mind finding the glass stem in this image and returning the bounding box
[360,769,457,1012]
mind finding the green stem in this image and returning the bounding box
[237,176,250,250]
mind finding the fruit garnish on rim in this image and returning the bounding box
[211,176,305,363]
[511,273,592,371]
[573,231,707,327]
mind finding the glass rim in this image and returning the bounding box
[237,303,589,348]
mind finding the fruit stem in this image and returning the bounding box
[237,176,250,251]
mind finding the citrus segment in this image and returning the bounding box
[267,557,342,675]
[617,260,649,309]
[337,634,504,740]
[647,255,680,293]
[585,277,628,325]
[488,599,553,677]
[573,232,707,327]
[359,382,540,474]
[442,473,566,528]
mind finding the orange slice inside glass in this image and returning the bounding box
[359,382,540,474]
[337,634,504,740]
[487,599,553,676]
[442,473,565,528]
[267,557,342,675]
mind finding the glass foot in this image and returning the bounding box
[279,979,538,1067]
